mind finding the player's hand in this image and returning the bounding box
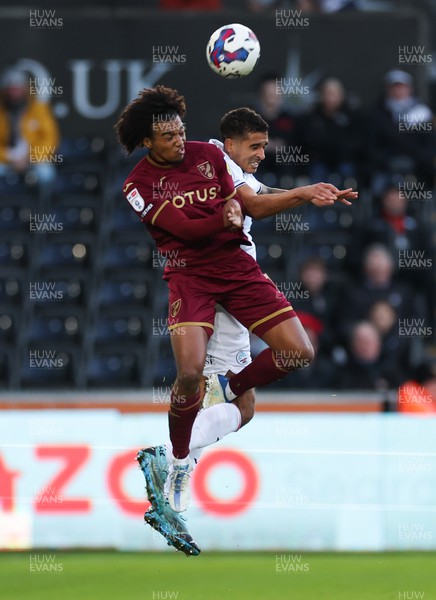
[300,183,358,207]
[223,198,243,230]
[299,182,338,204]
[333,188,358,206]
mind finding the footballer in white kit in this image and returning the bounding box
[204,137,261,377]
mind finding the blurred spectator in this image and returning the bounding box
[159,0,221,8]
[251,73,297,186]
[347,185,433,322]
[335,321,401,390]
[295,256,339,346]
[0,67,60,185]
[369,69,435,194]
[340,243,420,338]
[398,361,436,413]
[297,77,365,185]
[367,299,413,379]
[398,378,436,413]
[298,256,332,317]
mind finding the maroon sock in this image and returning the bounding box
[229,348,292,397]
[168,389,202,459]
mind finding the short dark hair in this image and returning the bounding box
[114,85,186,154]
[220,107,268,142]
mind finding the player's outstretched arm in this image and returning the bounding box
[239,182,357,220]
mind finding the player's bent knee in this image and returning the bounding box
[299,341,315,364]
[176,366,203,393]
[294,343,315,367]
[276,340,315,371]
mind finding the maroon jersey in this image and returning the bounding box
[122,141,250,273]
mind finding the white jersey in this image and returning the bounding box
[204,139,262,376]
[208,138,260,260]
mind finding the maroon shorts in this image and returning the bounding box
[165,248,295,339]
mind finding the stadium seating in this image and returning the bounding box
[1,130,433,392]
[86,351,142,387]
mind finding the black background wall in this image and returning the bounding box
[0,8,428,142]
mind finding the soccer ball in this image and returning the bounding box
[206,23,261,79]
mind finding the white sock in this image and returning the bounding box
[190,402,241,449]
[164,403,241,467]
[189,447,204,465]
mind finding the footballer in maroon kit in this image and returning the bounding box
[123,139,250,271]
[115,86,333,555]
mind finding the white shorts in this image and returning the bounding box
[203,304,252,376]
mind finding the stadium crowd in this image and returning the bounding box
[0,63,434,396]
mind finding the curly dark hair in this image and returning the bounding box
[114,85,186,154]
[220,107,268,141]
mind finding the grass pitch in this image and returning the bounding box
[2,551,435,600]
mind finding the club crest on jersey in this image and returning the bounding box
[197,161,215,180]
[126,187,145,212]
[171,299,182,318]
